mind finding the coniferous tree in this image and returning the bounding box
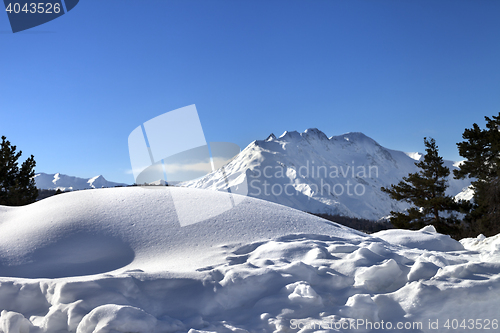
[454,113,500,236]
[381,137,462,236]
[0,136,38,206]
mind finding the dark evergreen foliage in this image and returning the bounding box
[454,113,500,237]
[37,188,66,201]
[0,136,39,206]
[381,138,464,237]
[310,213,392,233]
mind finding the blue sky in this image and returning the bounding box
[1,0,499,184]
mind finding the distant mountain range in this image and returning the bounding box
[35,129,472,220]
[34,173,128,191]
[182,128,472,220]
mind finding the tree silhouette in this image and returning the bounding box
[382,138,463,236]
[0,136,38,206]
[454,113,500,236]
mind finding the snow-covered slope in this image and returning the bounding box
[0,187,361,277]
[455,185,475,202]
[34,172,128,190]
[183,129,471,220]
[0,187,498,333]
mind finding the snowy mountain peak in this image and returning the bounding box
[184,128,471,220]
[302,128,329,141]
[88,175,110,188]
[88,175,104,182]
[332,132,381,146]
[274,129,378,147]
[276,129,332,141]
[278,130,302,141]
[265,133,276,141]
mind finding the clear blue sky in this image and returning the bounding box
[1,0,499,184]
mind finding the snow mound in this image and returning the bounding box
[77,305,157,333]
[461,233,500,262]
[0,188,499,333]
[373,225,464,251]
[0,187,362,278]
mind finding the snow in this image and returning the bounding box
[372,225,464,252]
[76,305,158,333]
[182,128,471,221]
[405,152,423,161]
[33,173,127,191]
[455,185,475,202]
[0,187,498,332]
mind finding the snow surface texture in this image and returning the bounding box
[0,187,499,333]
[182,129,471,221]
[34,173,128,191]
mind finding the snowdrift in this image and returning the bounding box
[0,187,499,333]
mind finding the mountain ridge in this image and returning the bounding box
[34,172,128,191]
[183,128,471,220]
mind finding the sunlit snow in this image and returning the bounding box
[183,129,471,221]
[0,187,498,333]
